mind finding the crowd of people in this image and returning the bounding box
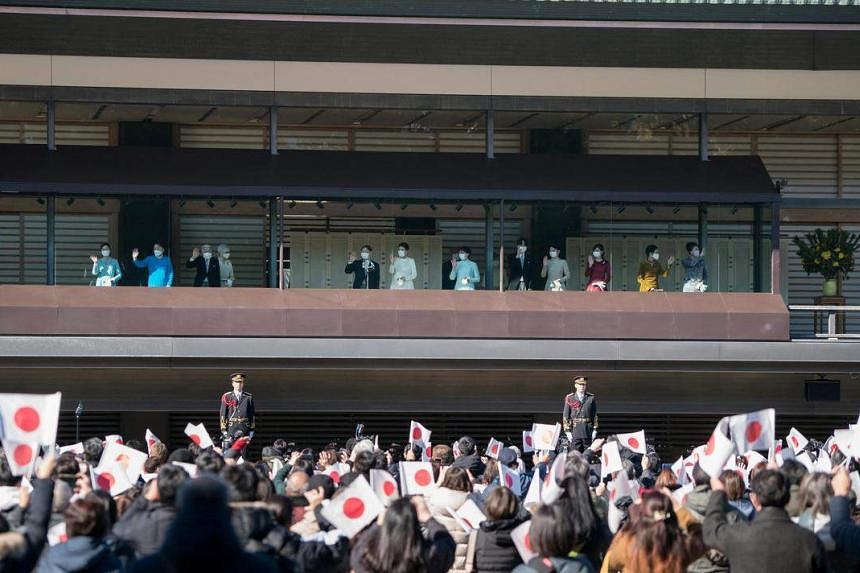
[91,238,709,292]
[0,420,858,573]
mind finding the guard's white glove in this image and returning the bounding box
[591,430,598,440]
[565,431,573,441]
[249,431,255,439]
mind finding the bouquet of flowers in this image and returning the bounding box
[792,228,860,280]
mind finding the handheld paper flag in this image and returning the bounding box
[1,439,38,477]
[322,462,350,485]
[105,435,123,445]
[145,429,162,455]
[171,461,198,478]
[511,521,537,563]
[728,409,775,452]
[522,431,535,453]
[409,421,431,446]
[498,462,522,496]
[0,392,61,447]
[786,428,808,454]
[540,452,567,505]
[698,424,735,478]
[600,441,624,478]
[58,443,84,455]
[616,430,647,455]
[421,442,433,463]
[523,468,542,507]
[183,423,214,450]
[531,423,561,451]
[398,461,436,496]
[454,499,486,530]
[98,441,148,484]
[320,475,383,538]
[47,523,68,546]
[369,469,400,506]
[486,438,503,460]
[92,463,133,496]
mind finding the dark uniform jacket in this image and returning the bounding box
[220,391,256,438]
[344,259,380,289]
[562,392,598,439]
[507,253,535,290]
[185,256,221,287]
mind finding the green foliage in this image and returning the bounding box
[792,228,860,280]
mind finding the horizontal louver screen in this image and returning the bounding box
[177,215,267,287]
[0,123,110,146]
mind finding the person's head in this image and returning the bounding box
[284,471,309,497]
[654,468,678,490]
[195,451,225,475]
[484,485,519,521]
[797,472,833,516]
[457,436,477,457]
[272,439,290,458]
[516,238,528,254]
[352,451,375,476]
[149,442,168,464]
[548,244,561,259]
[529,503,579,558]
[305,474,335,502]
[439,466,471,493]
[557,474,599,539]
[157,464,190,507]
[573,376,588,395]
[230,372,246,393]
[403,443,423,462]
[499,448,518,469]
[397,242,409,257]
[563,451,592,481]
[623,490,692,571]
[56,453,80,487]
[591,243,605,260]
[167,448,195,465]
[267,495,294,528]
[0,454,20,487]
[52,481,73,514]
[361,498,426,572]
[692,463,710,487]
[83,437,104,464]
[201,244,213,259]
[432,444,454,466]
[719,469,745,501]
[781,458,809,487]
[217,243,230,259]
[686,242,700,257]
[221,465,259,502]
[99,243,111,257]
[124,439,146,454]
[360,245,373,260]
[153,243,164,258]
[645,244,659,261]
[458,246,471,261]
[750,469,790,510]
[65,498,110,539]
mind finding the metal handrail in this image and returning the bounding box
[788,304,860,341]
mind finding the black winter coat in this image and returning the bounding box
[112,497,176,558]
[474,516,527,572]
[0,478,52,573]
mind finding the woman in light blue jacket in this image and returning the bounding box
[90,242,122,287]
[449,246,480,291]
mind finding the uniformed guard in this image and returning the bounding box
[562,375,598,452]
[219,372,256,450]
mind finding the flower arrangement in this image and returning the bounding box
[792,228,860,281]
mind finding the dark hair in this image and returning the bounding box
[563,452,592,481]
[143,457,162,474]
[484,486,519,521]
[751,469,790,508]
[655,469,679,490]
[360,244,373,252]
[196,451,225,475]
[65,498,109,538]
[558,474,600,546]
[645,244,659,257]
[272,439,290,457]
[398,242,410,251]
[686,242,699,254]
[781,459,809,487]
[432,444,454,466]
[620,491,696,572]
[167,448,195,464]
[56,452,80,486]
[516,237,527,246]
[83,437,104,464]
[157,464,190,507]
[458,436,476,456]
[360,498,427,573]
[221,465,259,502]
[530,503,576,558]
[459,246,471,256]
[440,466,472,493]
[86,490,118,527]
[352,451,375,476]
[291,458,315,477]
[404,443,423,461]
[125,439,146,454]
[268,495,294,527]
[720,470,745,501]
[0,454,20,487]
[592,243,605,253]
[692,463,710,487]
[100,242,111,251]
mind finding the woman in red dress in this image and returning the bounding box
[584,243,611,292]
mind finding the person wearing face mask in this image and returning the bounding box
[132,243,174,288]
[388,242,417,290]
[185,243,221,287]
[506,238,535,291]
[584,243,611,292]
[216,243,235,287]
[637,244,675,292]
[345,244,380,289]
[681,241,709,293]
[90,242,122,287]
[541,244,570,291]
[449,246,480,291]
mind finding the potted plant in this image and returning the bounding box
[792,228,860,296]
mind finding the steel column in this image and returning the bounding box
[698,112,708,161]
[269,106,278,156]
[268,197,278,287]
[484,203,494,290]
[46,195,55,285]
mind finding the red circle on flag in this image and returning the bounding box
[627,437,640,450]
[505,474,513,488]
[13,444,32,466]
[425,445,432,458]
[524,533,533,552]
[610,488,617,501]
[491,444,499,455]
[343,497,365,519]
[189,434,202,445]
[411,427,422,440]
[59,533,68,543]
[329,471,340,484]
[830,443,838,454]
[704,435,716,456]
[14,407,40,433]
[745,421,762,443]
[414,469,432,486]
[97,472,115,491]
[525,435,533,447]
[790,436,799,448]
[383,481,396,497]
[147,438,155,446]
[115,454,130,468]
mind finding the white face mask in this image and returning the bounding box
[154,249,164,258]
[397,249,406,257]
[592,250,602,259]
[222,252,231,259]
[202,252,212,260]
[651,252,660,261]
[549,250,559,259]
[101,249,110,257]
[360,252,370,260]
[458,253,468,261]
[692,248,700,257]
[518,246,527,254]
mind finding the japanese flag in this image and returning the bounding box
[511,520,537,563]
[92,463,133,496]
[369,469,399,506]
[98,441,148,484]
[540,451,567,505]
[322,462,351,485]
[600,441,623,478]
[523,468,542,508]
[672,482,694,506]
[320,475,383,538]
[454,499,486,530]
[616,430,646,455]
[47,522,67,546]
[421,442,433,463]
[610,471,638,503]
[498,462,521,496]
[698,423,736,478]
[814,450,832,473]
[795,451,815,472]
[105,435,123,445]
[728,409,775,452]
[606,478,631,534]
[398,461,436,496]
[171,461,198,478]
[58,442,84,455]
[531,423,560,451]
[1,439,39,476]
[671,456,684,481]
[744,449,768,468]
[522,431,535,453]
[786,428,808,454]
[184,423,214,450]
[833,429,855,459]
[0,392,61,446]
[409,420,431,446]
[486,438,503,460]
[145,429,162,454]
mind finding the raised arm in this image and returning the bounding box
[166,259,174,287]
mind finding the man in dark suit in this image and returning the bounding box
[442,249,458,290]
[704,469,826,573]
[507,238,535,290]
[562,376,598,452]
[219,372,256,450]
[185,244,221,287]
[344,244,380,289]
